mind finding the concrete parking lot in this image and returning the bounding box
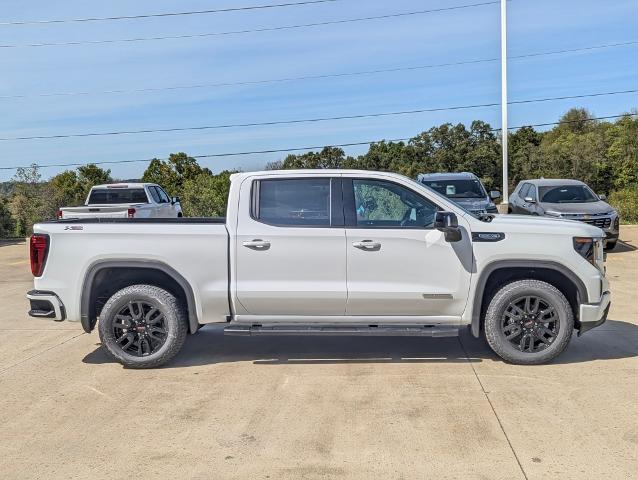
[1,231,637,480]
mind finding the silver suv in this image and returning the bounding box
[509,179,620,249]
[417,172,501,215]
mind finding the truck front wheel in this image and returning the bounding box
[484,280,574,365]
[98,285,188,368]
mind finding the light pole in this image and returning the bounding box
[500,0,509,208]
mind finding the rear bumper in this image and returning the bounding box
[578,291,611,336]
[26,290,66,321]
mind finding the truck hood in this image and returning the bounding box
[483,214,604,237]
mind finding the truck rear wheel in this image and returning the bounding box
[98,284,187,368]
[484,280,574,365]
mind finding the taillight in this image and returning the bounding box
[57,209,63,219]
[127,208,136,218]
[30,234,49,277]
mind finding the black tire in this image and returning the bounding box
[605,240,617,251]
[484,280,573,365]
[98,285,187,368]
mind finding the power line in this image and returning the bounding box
[1,113,635,172]
[0,2,500,48]
[0,0,345,26]
[2,88,638,142]
[3,39,636,100]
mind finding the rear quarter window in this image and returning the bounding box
[254,178,331,226]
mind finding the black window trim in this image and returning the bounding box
[250,177,344,228]
[342,177,441,230]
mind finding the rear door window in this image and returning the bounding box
[255,178,331,226]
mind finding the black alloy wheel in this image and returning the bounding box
[501,295,559,353]
[112,301,168,357]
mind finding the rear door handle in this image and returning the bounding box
[243,239,271,250]
[352,240,381,250]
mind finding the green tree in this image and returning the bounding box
[77,164,112,199]
[181,171,235,217]
[0,196,15,237]
[278,147,353,170]
[9,165,55,236]
[606,114,638,190]
[508,126,543,187]
[142,153,210,198]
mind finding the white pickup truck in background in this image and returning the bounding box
[28,170,610,368]
[57,183,182,220]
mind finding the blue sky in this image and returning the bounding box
[1,0,637,181]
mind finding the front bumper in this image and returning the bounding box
[26,290,66,321]
[578,291,611,336]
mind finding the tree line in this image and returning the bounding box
[1,108,637,237]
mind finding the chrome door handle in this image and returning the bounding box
[352,240,381,250]
[243,239,271,250]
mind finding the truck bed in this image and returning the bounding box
[33,218,230,327]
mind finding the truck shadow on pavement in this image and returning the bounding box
[83,318,638,368]
[607,240,636,254]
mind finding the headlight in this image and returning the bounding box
[545,211,562,217]
[573,237,604,272]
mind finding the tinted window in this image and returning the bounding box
[88,188,148,204]
[257,178,331,226]
[539,185,598,203]
[156,187,171,203]
[353,179,437,228]
[148,187,161,203]
[421,179,486,199]
[519,183,530,198]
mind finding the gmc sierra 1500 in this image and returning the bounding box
[27,170,610,368]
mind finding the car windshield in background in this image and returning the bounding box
[539,185,598,203]
[421,179,486,199]
[88,188,148,204]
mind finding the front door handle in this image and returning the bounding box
[352,240,381,251]
[243,239,271,250]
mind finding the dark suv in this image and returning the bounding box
[509,179,620,249]
[417,172,501,215]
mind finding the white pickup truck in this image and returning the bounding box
[27,170,611,368]
[57,183,182,220]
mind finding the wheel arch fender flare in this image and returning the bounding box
[80,259,199,334]
[470,260,588,338]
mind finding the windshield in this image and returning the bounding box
[407,178,484,220]
[539,185,598,203]
[420,179,486,199]
[88,188,148,204]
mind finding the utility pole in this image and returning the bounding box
[500,0,509,208]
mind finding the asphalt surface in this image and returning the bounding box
[0,231,637,480]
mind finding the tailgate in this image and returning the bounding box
[61,206,133,219]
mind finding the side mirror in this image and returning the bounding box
[490,190,501,200]
[598,193,607,201]
[434,211,462,242]
[524,196,536,204]
[172,197,181,205]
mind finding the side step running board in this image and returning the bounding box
[224,325,459,338]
